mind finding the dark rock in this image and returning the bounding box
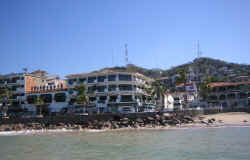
[208,119,213,124]
[155,114,161,121]
[4,128,10,131]
[199,116,205,120]
[121,117,129,121]
[243,120,248,123]
[184,116,193,122]
[135,118,144,123]
[200,120,209,125]
[147,117,154,121]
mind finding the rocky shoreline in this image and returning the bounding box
[0,113,227,133]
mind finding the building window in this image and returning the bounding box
[239,92,247,99]
[89,97,96,102]
[98,96,107,103]
[88,86,97,93]
[68,79,77,85]
[97,86,106,92]
[108,75,116,81]
[108,85,117,91]
[88,77,96,83]
[40,94,52,103]
[119,84,132,91]
[97,76,106,82]
[120,95,133,102]
[109,96,117,102]
[227,93,235,99]
[27,95,38,104]
[79,78,86,83]
[209,95,218,101]
[119,74,132,81]
[54,93,66,102]
[219,95,226,100]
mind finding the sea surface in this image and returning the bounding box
[0,127,250,160]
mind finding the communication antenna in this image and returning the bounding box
[23,68,28,73]
[112,49,114,66]
[196,40,202,58]
[125,44,128,66]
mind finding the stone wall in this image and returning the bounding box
[0,108,249,126]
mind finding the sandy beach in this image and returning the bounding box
[201,112,250,125]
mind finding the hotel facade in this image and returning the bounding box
[66,69,154,113]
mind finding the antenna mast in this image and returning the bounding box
[196,40,202,58]
[125,44,128,66]
[112,49,114,66]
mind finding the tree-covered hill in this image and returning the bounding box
[102,57,250,81]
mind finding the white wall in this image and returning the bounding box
[164,94,174,110]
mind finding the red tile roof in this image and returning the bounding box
[209,81,250,88]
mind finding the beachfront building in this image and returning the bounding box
[0,73,26,108]
[66,69,154,113]
[0,70,67,114]
[25,75,67,114]
[205,81,250,109]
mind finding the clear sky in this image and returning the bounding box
[0,0,250,78]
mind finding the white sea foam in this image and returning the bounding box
[1,124,250,136]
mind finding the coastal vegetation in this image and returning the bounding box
[74,83,89,113]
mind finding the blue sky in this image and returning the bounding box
[0,0,250,78]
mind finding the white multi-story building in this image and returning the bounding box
[66,69,154,113]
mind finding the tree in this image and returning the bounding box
[176,69,187,84]
[199,77,212,100]
[151,81,168,110]
[34,96,45,115]
[145,86,155,104]
[0,85,12,114]
[74,83,89,113]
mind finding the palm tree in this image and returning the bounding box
[199,76,212,101]
[74,83,89,114]
[145,86,154,104]
[34,96,45,116]
[151,81,168,110]
[0,85,12,115]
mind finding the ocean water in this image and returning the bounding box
[0,127,250,160]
